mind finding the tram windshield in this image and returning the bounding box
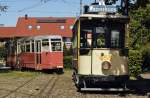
[80,19,125,49]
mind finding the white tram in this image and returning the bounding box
[72,13,129,91]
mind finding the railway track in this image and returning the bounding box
[2,76,36,98]
[1,74,58,98]
[36,75,59,97]
[0,70,149,98]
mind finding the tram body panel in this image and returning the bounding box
[78,56,91,75]
[41,52,63,69]
[18,52,36,68]
[6,54,17,68]
[92,50,128,75]
[78,50,128,76]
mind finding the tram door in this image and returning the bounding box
[35,40,41,65]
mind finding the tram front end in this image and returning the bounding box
[72,14,129,91]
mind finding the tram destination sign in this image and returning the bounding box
[88,5,117,13]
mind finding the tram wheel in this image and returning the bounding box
[73,72,84,91]
[56,68,64,74]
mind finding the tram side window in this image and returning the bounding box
[73,35,77,48]
[80,30,92,48]
[51,39,61,51]
[80,32,86,48]
[17,42,21,54]
[42,39,50,52]
[95,27,106,48]
[111,30,120,48]
[25,41,30,52]
[21,44,25,52]
[32,41,34,52]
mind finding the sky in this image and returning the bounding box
[0,0,92,26]
[0,0,121,26]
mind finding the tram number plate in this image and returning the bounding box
[101,77,115,81]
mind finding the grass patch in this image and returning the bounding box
[0,70,42,78]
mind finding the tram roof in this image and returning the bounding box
[78,14,129,21]
[17,35,62,42]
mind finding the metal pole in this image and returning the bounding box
[80,0,82,14]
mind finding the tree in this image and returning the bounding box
[0,4,8,15]
[0,5,8,12]
[129,0,150,49]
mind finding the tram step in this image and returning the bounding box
[81,88,129,91]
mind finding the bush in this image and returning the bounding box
[63,56,72,69]
[63,43,72,56]
[141,43,150,71]
[0,47,6,59]
[129,50,142,76]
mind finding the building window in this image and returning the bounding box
[28,25,32,30]
[70,25,73,30]
[36,25,41,30]
[60,25,64,30]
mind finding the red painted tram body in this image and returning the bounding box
[6,35,63,71]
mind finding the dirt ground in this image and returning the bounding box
[0,69,149,98]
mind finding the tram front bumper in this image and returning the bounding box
[78,75,129,82]
[75,75,129,89]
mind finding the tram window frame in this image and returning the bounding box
[111,30,120,48]
[25,41,30,52]
[17,42,22,54]
[73,34,77,48]
[51,39,62,52]
[109,24,125,49]
[42,39,50,52]
[21,43,25,52]
[80,19,125,49]
[31,40,35,52]
[93,26,106,48]
[80,29,93,48]
[80,29,92,55]
[72,25,78,49]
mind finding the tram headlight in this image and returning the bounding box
[102,61,111,70]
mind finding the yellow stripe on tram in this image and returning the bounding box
[77,20,80,68]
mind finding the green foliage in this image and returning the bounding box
[63,43,73,69]
[129,50,142,76]
[63,56,72,69]
[63,43,72,56]
[141,43,150,71]
[129,6,150,49]
[0,47,6,59]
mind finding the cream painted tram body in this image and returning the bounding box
[72,14,129,91]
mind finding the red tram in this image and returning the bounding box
[6,35,63,71]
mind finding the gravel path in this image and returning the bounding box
[0,70,149,98]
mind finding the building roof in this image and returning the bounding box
[15,17,75,37]
[0,17,75,39]
[0,27,16,38]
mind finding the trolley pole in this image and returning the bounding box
[80,0,82,14]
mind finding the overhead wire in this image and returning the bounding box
[18,0,79,12]
[18,0,53,12]
[0,0,80,15]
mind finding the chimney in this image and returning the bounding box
[0,24,4,27]
[25,14,28,20]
